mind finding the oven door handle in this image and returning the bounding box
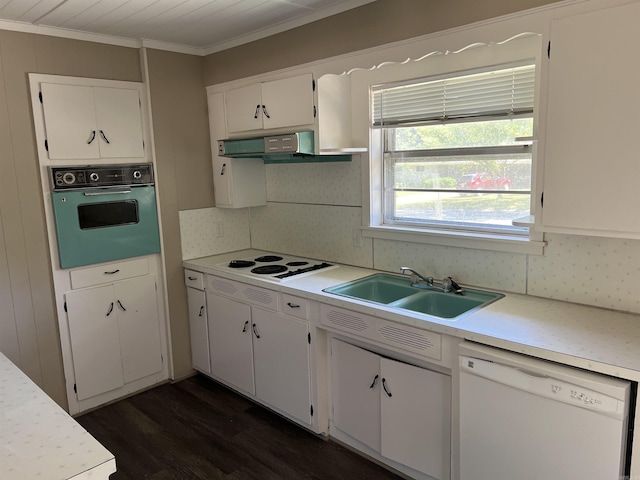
[83,189,132,196]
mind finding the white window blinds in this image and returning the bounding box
[372,63,535,127]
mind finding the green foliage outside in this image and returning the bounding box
[393,118,533,150]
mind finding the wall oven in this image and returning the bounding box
[49,164,161,269]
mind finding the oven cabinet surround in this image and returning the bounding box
[200,273,320,431]
[37,80,146,161]
[331,338,451,480]
[207,91,266,208]
[30,74,169,415]
[64,259,164,403]
[541,1,640,238]
[224,73,315,134]
[185,270,211,374]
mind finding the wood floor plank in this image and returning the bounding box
[77,375,402,480]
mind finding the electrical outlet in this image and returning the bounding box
[216,222,224,238]
[353,229,362,248]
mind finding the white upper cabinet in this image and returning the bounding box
[225,73,315,134]
[542,2,640,237]
[208,91,266,208]
[40,83,145,160]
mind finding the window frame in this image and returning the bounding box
[357,36,545,255]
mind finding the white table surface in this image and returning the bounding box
[0,352,116,480]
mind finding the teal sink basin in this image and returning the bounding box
[323,273,503,320]
[325,274,418,304]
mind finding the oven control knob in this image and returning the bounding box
[89,172,99,182]
[133,170,142,179]
[62,172,76,185]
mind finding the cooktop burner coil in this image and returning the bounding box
[254,255,283,262]
[251,265,288,275]
[228,260,256,268]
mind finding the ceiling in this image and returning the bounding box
[0,0,376,53]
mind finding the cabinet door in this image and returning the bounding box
[93,87,145,158]
[114,276,163,383]
[225,83,263,133]
[261,74,315,130]
[207,293,255,394]
[41,83,100,160]
[209,91,232,206]
[543,2,640,235]
[65,285,124,401]
[330,339,381,451]
[187,287,210,374]
[252,308,311,423]
[380,358,451,479]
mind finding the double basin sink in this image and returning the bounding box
[323,273,503,320]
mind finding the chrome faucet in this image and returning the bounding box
[400,267,465,295]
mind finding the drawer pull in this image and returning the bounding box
[106,302,114,317]
[287,302,301,309]
[198,306,204,317]
[252,323,261,339]
[117,300,126,312]
[369,374,379,389]
[242,320,249,333]
[188,276,197,281]
[104,269,120,275]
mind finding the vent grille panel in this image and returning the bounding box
[325,310,368,332]
[378,325,434,351]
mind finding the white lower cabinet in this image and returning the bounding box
[65,275,163,401]
[207,293,255,395]
[186,286,210,374]
[200,275,313,427]
[252,308,311,424]
[331,338,451,480]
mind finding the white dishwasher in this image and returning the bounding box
[459,342,632,480]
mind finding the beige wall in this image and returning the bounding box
[0,30,141,408]
[145,49,212,380]
[203,0,564,84]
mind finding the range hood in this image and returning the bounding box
[217,131,352,164]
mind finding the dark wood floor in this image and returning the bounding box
[77,375,402,480]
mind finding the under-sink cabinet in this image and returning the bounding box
[187,273,318,430]
[331,338,451,480]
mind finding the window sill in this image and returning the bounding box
[361,225,545,255]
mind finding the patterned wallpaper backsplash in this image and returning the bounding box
[178,207,250,260]
[179,202,640,314]
[179,161,640,314]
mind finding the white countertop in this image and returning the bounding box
[0,352,115,480]
[185,250,640,381]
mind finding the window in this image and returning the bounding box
[371,63,535,239]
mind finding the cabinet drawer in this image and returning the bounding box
[205,274,278,311]
[281,294,308,319]
[320,304,441,361]
[70,258,149,289]
[184,269,204,290]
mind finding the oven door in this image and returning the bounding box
[51,186,160,268]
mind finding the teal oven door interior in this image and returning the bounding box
[51,186,161,268]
